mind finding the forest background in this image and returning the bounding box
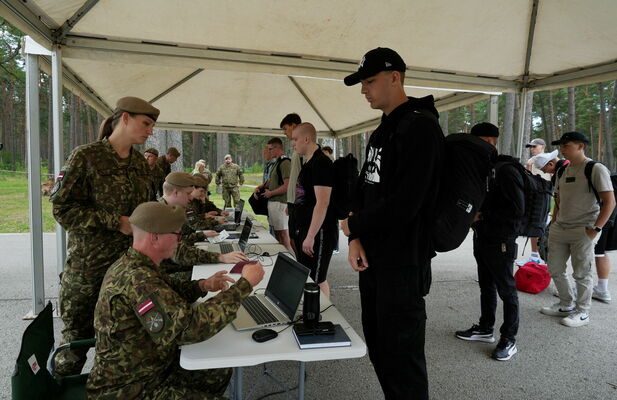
[2,15,616,180]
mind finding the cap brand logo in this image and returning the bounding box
[385,62,392,67]
[359,55,366,68]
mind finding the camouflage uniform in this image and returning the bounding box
[158,198,220,275]
[156,156,172,194]
[189,197,221,215]
[50,138,153,375]
[148,163,166,199]
[193,170,213,194]
[215,163,244,208]
[86,248,253,399]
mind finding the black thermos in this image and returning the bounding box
[302,283,320,328]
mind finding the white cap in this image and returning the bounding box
[533,150,559,170]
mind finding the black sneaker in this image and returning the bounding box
[455,324,495,343]
[492,337,517,361]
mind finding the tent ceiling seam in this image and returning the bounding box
[52,0,100,43]
[288,76,335,134]
[149,68,204,104]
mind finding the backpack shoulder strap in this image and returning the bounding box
[584,161,600,204]
[275,157,291,186]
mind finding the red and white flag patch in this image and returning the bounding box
[57,171,65,181]
[137,299,154,315]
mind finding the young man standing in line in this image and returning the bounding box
[455,122,523,361]
[280,113,303,256]
[540,132,615,327]
[291,123,337,297]
[341,47,444,400]
[254,138,293,252]
[523,138,550,264]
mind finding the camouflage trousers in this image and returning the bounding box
[144,366,232,400]
[55,269,102,375]
[221,186,240,208]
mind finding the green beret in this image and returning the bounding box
[144,148,159,157]
[129,202,185,233]
[165,171,195,187]
[167,147,181,157]
[115,97,160,121]
[192,174,208,188]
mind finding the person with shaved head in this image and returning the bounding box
[291,122,337,297]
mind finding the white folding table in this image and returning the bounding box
[180,259,366,400]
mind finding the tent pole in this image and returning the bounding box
[516,89,528,159]
[25,50,45,317]
[52,44,67,279]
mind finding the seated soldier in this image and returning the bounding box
[86,202,265,399]
[164,172,227,237]
[191,174,228,218]
[160,172,247,274]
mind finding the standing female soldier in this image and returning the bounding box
[50,97,160,375]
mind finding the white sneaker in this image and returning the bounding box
[561,311,590,327]
[592,287,612,303]
[540,303,575,317]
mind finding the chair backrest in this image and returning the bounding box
[11,302,60,399]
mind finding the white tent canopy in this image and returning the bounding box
[4,0,617,137]
[4,0,617,315]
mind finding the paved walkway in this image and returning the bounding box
[1,232,615,399]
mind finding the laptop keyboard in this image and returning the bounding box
[242,296,278,325]
[220,243,235,254]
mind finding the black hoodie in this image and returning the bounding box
[348,96,445,268]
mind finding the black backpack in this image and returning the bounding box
[248,156,290,216]
[495,160,553,238]
[331,153,359,220]
[432,133,498,252]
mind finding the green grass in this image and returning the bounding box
[0,171,268,233]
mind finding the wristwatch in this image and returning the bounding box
[593,226,603,232]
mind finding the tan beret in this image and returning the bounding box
[165,171,195,187]
[115,97,160,121]
[167,147,181,157]
[144,148,159,157]
[129,202,185,233]
[192,174,208,188]
[224,154,231,159]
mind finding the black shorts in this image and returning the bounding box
[595,228,609,256]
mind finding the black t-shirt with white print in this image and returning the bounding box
[294,147,336,231]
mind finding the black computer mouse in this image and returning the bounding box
[252,328,278,343]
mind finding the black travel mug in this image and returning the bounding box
[302,283,320,329]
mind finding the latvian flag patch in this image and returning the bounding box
[137,299,155,315]
[57,171,65,181]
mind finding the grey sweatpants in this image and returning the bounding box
[547,222,599,312]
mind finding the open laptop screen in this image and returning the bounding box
[265,254,310,320]
[238,218,252,251]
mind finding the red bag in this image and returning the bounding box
[514,261,551,294]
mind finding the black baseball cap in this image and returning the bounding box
[551,131,590,145]
[344,47,406,86]
[470,122,499,138]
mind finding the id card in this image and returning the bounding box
[207,230,229,243]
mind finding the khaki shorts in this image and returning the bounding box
[267,201,288,231]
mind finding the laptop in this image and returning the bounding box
[216,199,245,231]
[206,218,253,254]
[232,253,310,331]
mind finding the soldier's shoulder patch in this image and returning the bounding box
[135,294,171,337]
[50,170,66,198]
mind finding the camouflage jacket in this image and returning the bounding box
[50,138,152,280]
[192,170,213,188]
[158,198,219,269]
[156,156,171,177]
[215,163,244,187]
[189,198,221,215]
[148,163,166,199]
[86,248,252,399]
